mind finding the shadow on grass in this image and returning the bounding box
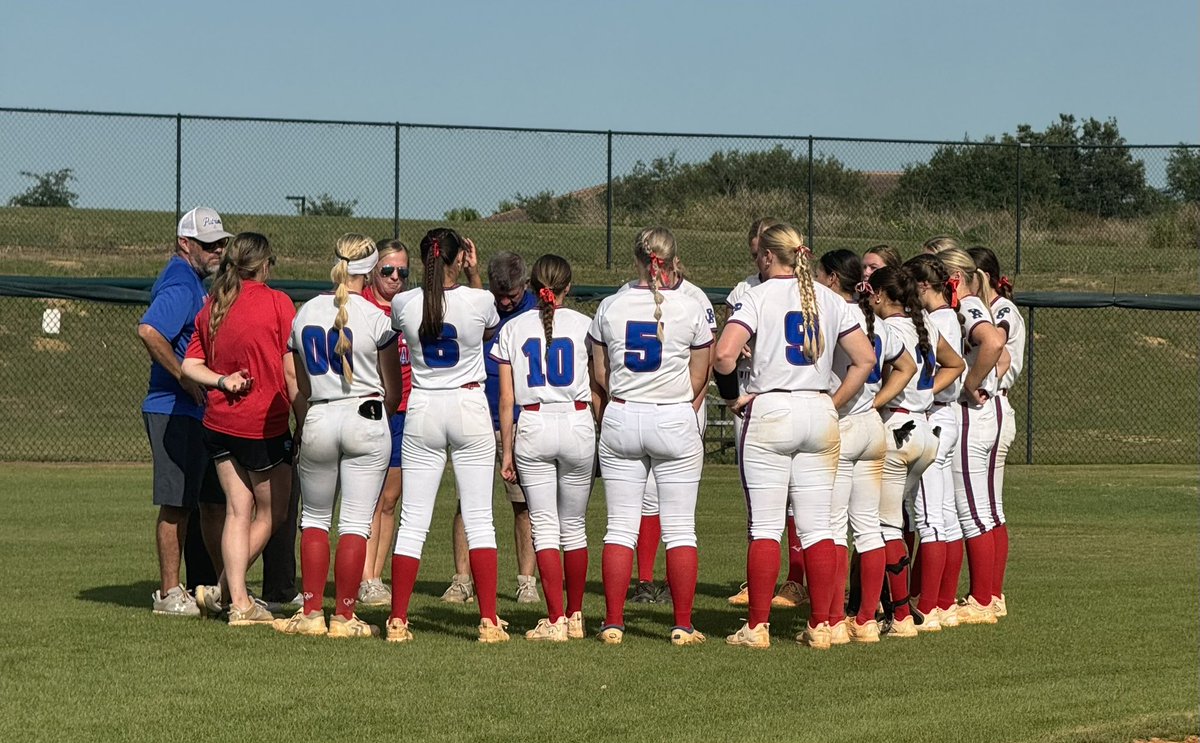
[78,581,160,610]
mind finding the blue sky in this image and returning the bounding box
[1,1,1196,217]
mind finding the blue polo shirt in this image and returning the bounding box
[484,290,537,430]
[140,256,207,419]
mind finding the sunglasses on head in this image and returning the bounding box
[380,265,409,279]
[192,237,229,253]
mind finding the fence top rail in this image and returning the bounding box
[3,107,1196,149]
[3,276,1198,311]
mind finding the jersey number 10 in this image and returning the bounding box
[521,337,575,387]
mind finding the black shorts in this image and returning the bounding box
[204,428,294,472]
[144,413,225,508]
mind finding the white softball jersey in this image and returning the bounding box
[490,307,593,406]
[831,301,905,418]
[290,293,398,401]
[991,296,1025,391]
[926,307,963,404]
[959,295,999,398]
[391,286,500,390]
[588,287,713,404]
[619,278,718,334]
[880,314,941,414]
[726,278,859,395]
[725,273,761,390]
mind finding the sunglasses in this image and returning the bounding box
[192,237,229,253]
[380,265,409,279]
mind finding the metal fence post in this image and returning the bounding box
[393,123,400,240]
[1024,305,1035,464]
[606,130,613,271]
[806,136,815,249]
[1015,143,1024,274]
[174,114,182,222]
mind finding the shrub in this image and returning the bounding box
[1166,146,1200,203]
[443,207,481,222]
[8,169,79,208]
[301,193,357,217]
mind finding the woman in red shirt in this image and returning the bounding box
[182,232,299,626]
[357,238,413,606]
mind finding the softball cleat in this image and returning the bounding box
[957,596,998,625]
[886,616,918,638]
[797,621,832,650]
[596,625,625,645]
[272,609,328,637]
[848,618,881,644]
[726,582,750,606]
[524,617,568,643]
[385,617,414,643]
[566,611,585,640]
[771,580,808,608]
[670,626,706,646]
[328,614,379,639]
[725,622,770,649]
[477,617,510,644]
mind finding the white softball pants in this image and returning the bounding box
[910,403,960,543]
[880,410,937,542]
[990,394,1016,526]
[640,404,706,516]
[297,398,390,538]
[600,401,703,550]
[737,391,840,548]
[830,410,887,554]
[953,400,1000,539]
[393,387,496,558]
[515,403,596,553]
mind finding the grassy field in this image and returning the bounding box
[0,463,1196,743]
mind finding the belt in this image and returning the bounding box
[310,393,381,406]
[887,407,912,414]
[610,396,677,406]
[522,401,587,411]
[932,401,950,407]
[461,382,481,389]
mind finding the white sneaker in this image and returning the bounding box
[515,575,540,604]
[194,584,224,619]
[725,622,770,649]
[358,579,392,607]
[524,617,568,642]
[441,574,475,604]
[151,585,199,617]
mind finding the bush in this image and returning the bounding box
[8,169,79,208]
[443,207,481,222]
[301,193,357,217]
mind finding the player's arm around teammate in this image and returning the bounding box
[715,224,874,650]
[493,255,596,642]
[386,228,508,643]
[590,227,712,646]
[273,234,402,638]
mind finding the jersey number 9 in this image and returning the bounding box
[521,337,575,387]
[624,321,662,373]
[421,323,460,368]
[301,325,354,377]
[784,311,819,366]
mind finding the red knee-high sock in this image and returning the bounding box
[855,547,886,625]
[938,539,964,610]
[535,549,565,622]
[785,516,805,585]
[747,539,780,626]
[665,545,698,629]
[992,524,1009,599]
[884,539,911,621]
[333,534,367,619]
[635,515,660,583]
[907,532,923,599]
[389,554,421,622]
[563,548,588,616]
[803,539,836,628]
[830,544,849,623]
[965,531,994,605]
[915,540,946,617]
[469,548,499,624]
[602,544,634,626]
[300,528,330,615]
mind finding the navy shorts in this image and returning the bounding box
[204,428,294,472]
[388,412,406,468]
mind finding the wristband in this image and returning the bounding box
[216,376,227,392]
[714,368,740,400]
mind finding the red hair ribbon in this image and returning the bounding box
[999,275,1013,290]
[538,287,556,305]
[430,238,441,259]
[947,275,961,310]
[649,254,665,270]
[795,244,812,259]
[855,280,874,296]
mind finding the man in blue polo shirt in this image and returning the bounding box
[440,251,541,605]
[138,207,230,616]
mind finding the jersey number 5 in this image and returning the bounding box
[624,321,663,373]
[521,337,575,387]
[421,323,460,368]
[300,325,354,376]
[784,311,819,366]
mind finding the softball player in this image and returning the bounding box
[906,254,965,629]
[717,223,876,650]
[493,254,597,642]
[865,265,965,638]
[969,246,1024,617]
[620,269,716,606]
[386,228,508,644]
[724,218,810,610]
[934,247,1007,624]
[861,244,901,279]
[590,227,713,646]
[815,249,918,644]
[274,234,404,638]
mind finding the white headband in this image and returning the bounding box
[337,249,379,276]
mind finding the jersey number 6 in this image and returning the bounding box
[300,325,354,376]
[421,323,460,368]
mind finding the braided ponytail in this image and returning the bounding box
[634,227,677,343]
[329,233,377,385]
[419,228,463,341]
[530,254,572,365]
[900,266,932,359]
[760,223,823,361]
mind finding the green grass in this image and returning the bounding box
[0,464,1196,743]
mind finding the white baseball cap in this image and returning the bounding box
[178,206,234,242]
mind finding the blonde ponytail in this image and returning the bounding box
[329,233,379,385]
[793,247,823,362]
[634,227,678,343]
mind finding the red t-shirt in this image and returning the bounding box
[363,285,412,412]
[185,280,296,438]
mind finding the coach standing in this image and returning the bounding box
[138,207,230,616]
